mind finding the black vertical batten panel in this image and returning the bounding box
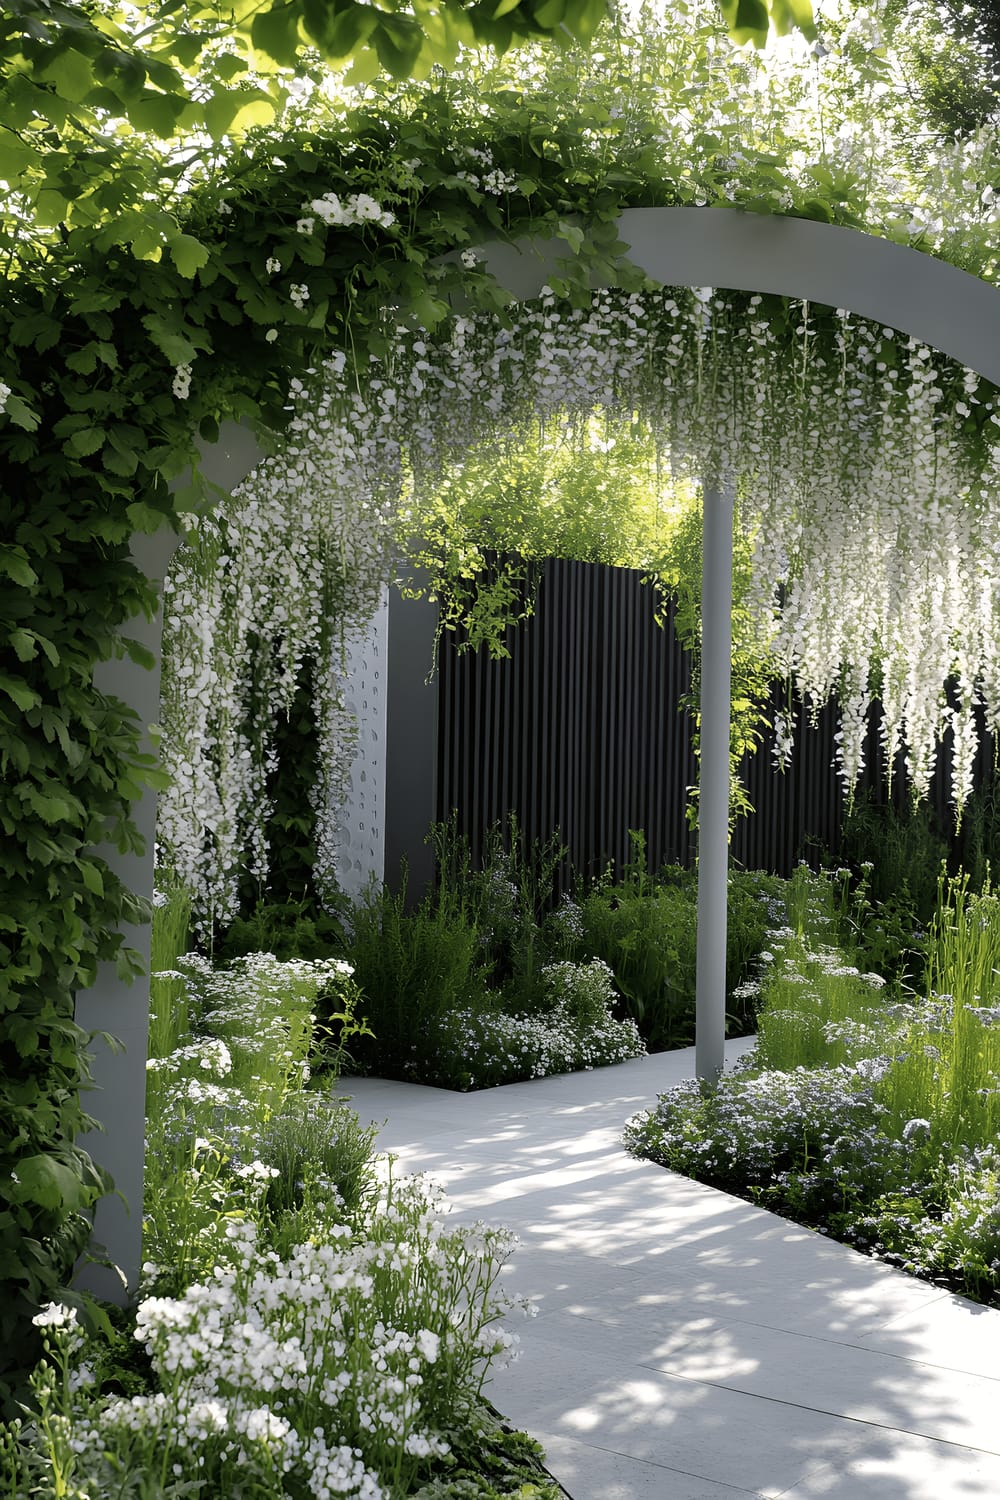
[433,557,995,883]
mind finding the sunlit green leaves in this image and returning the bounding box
[720,0,814,45]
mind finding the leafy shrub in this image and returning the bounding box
[445,815,568,1013]
[840,793,947,924]
[214,894,350,962]
[577,837,785,1049]
[579,859,698,1050]
[626,868,1000,1305]
[959,767,1000,894]
[850,1145,1000,1301]
[255,1095,380,1226]
[6,948,544,1498]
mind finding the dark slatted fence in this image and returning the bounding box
[434,557,995,880]
[437,559,697,882]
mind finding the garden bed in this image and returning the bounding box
[2,947,568,1499]
[625,868,1000,1308]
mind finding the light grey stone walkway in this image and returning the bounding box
[340,1042,1000,1500]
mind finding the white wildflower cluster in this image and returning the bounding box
[61,953,530,1498]
[0,378,12,413]
[32,1302,80,1332]
[303,191,395,231]
[624,1061,905,1199]
[430,959,644,1087]
[146,1037,233,1079]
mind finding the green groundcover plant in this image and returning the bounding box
[624,866,1000,1304]
[0,916,563,1498]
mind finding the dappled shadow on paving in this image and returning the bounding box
[340,1048,1000,1500]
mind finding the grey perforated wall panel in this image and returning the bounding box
[335,590,389,899]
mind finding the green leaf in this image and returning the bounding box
[126,501,165,531]
[38,46,96,104]
[65,344,99,374]
[1,394,41,432]
[557,219,585,253]
[80,861,105,898]
[718,0,770,45]
[121,636,156,670]
[0,138,36,182]
[141,313,197,365]
[0,547,38,588]
[14,1154,90,1212]
[26,788,77,823]
[767,0,815,39]
[204,89,278,141]
[0,673,42,712]
[169,232,210,279]
[64,427,106,458]
[130,224,164,262]
[372,15,424,77]
[251,2,304,68]
[532,0,567,27]
[35,635,60,669]
[103,443,138,477]
[126,91,185,139]
[9,630,37,663]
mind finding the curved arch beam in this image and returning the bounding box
[481,205,1000,387]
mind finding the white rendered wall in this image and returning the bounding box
[333,590,389,899]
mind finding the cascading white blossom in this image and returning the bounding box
[159,280,1000,926]
[158,363,401,929]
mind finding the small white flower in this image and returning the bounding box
[265,329,279,343]
[32,1302,78,1330]
[265,257,281,274]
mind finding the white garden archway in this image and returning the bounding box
[82,205,1000,1296]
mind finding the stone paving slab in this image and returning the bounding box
[340,1042,1000,1499]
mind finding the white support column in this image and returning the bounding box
[695,482,734,1085]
